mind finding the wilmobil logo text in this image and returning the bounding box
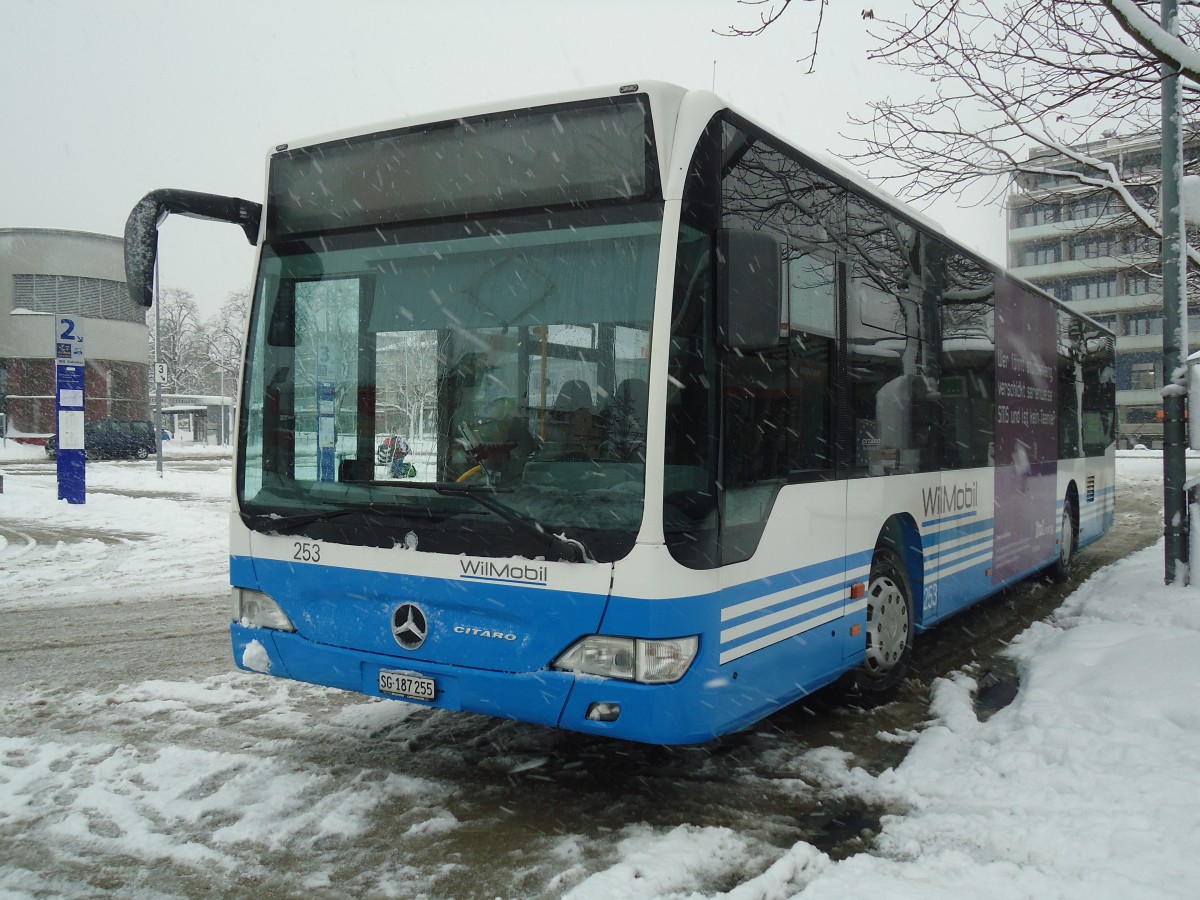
[922,481,979,519]
[459,559,549,586]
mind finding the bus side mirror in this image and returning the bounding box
[124,189,263,308]
[715,229,782,351]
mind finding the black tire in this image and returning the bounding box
[135,446,150,460]
[1049,499,1076,583]
[840,548,914,707]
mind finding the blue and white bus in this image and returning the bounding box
[125,82,1115,745]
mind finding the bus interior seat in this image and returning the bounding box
[545,380,598,456]
[601,377,649,460]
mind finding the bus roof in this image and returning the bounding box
[262,81,1112,339]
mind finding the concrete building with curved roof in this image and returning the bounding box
[1,228,148,441]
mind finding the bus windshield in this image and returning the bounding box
[238,208,661,562]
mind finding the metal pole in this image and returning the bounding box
[1162,0,1188,582]
[155,257,164,477]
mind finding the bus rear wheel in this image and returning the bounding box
[841,549,913,707]
[1049,499,1076,583]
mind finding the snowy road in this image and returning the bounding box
[0,451,1180,898]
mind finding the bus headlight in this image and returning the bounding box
[231,587,295,632]
[554,635,698,684]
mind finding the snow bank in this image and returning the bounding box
[571,539,1200,900]
[788,541,1200,899]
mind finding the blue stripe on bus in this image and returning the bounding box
[928,545,992,577]
[721,592,846,644]
[719,595,849,663]
[921,509,979,529]
[708,551,872,609]
[927,534,993,565]
[922,517,994,548]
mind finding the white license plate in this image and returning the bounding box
[378,669,436,701]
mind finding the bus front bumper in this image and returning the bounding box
[230,623,726,745]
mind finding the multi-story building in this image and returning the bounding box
[0,228,149,441]
[1006,134,1200,447]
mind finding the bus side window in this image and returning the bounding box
[845,208,942,477]
[847,275,936,476]
[785,248,836,480]
[1081,324,1116,454]
[938,242,996,471]
[1057,309,1083,460]
[714,244,839,561]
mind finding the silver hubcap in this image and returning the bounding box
[1060,508,1074,568]
[864,573,909,674]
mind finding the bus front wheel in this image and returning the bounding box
[841,549,913,706]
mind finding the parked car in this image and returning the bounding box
[45,419,156,460]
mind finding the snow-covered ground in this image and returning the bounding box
[0,447,1197,898]
[0,441,232,613]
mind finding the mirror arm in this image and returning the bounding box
[123,189,262,308]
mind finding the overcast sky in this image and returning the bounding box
[2,0,1007,318]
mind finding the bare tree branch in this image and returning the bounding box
[726,0,1200,280]
[718,0,828,73]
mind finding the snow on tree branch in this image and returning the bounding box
[1102,0,1200,83]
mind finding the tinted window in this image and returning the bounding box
[665,117,841,567]
[939,245,996,469]
[269,96,658,237]
[845,200,941,476]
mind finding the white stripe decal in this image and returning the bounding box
[721,591,845,643]
[936,550,992,580]
[720,606,845,665]
[935,537,992,568]
[721,569,849,622]
[926,532,993,561]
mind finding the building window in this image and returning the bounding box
[1042,281,1070,303]
[1020,241,1061,266]
[1014,202,1060,227]
[1126,233,1158,255]
[1121,150,1159,179]
[1123,313,1163,336]
[1071,235,1118,260]
[1068,194,1114,221]
[1130,185,1159,209]
[1130,361,1158,390]
[11,274,142,325]
[1124,406,1160,424]
[1068,275,1118,301]
[1126,271,1158,295]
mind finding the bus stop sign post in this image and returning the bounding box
[55,314,86,504]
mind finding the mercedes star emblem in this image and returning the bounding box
[392,603,428,650]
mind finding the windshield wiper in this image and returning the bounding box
[246,484,593,563]
[245,505,409,532]
[401,482,592,563]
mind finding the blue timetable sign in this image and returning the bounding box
[55,315,86,504]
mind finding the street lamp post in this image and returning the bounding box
[1161,0,1189,583]
[154,258,164,477]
